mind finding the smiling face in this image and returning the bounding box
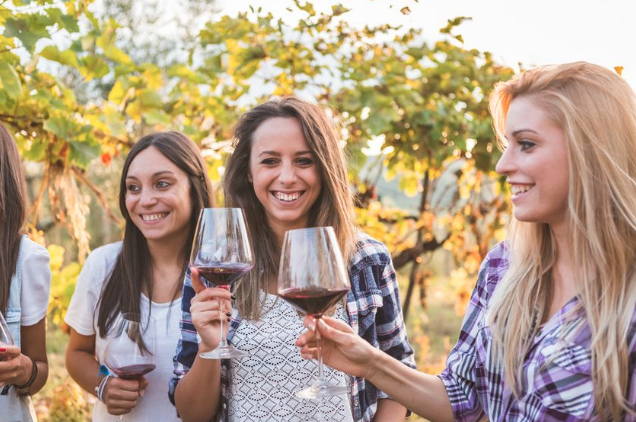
[249,117,322,239]
[495,96,570,230]
[124,146,193,246]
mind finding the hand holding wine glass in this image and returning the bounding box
[278,226,351,399]
[103,313,156,420]
[190,208,254,359]
[0,311,16,388]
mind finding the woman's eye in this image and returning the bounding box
[127,184,140,192]
[296,157,314,166]
[261,158,278,165]
[156,181,171,188]
[519,140,536,151]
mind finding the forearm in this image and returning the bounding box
[13,354,48,395]
[367,349,454,422]
[373,398,407,421]
[174,355,222,422]
[66,349,102,396]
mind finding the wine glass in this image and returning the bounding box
[104,313,156,421]
[0,311,15,388]
[278,226,351,399]
[190,208,254,359]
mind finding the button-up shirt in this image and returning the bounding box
[169,232,415,421]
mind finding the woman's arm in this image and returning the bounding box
[173,268,231,422]
[66,329,146,416]
[374,398,408,421]
[0,318,48,394]
[298,316,454,421]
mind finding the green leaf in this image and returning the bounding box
[143,109,172,126]
[79,55,110,80]
[43,116,74,139]
[103,45,132,65]
[68,140,100,168]
[0,62,22,99]
[4,14,52,53]
[39,45,80,68]
[45,7,80,33]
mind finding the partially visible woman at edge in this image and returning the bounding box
[170,97,415,422]
[0,123,51,422]
[297,62,636,421]
[65,132,214,421]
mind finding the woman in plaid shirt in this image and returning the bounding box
[170,97,415,421]
[298,62,636,421]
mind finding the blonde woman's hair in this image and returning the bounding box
[224,97,357,320]
[488,62,636,420]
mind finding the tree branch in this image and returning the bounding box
[72,167,122,225]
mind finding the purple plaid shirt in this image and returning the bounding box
[169,232,415,421]
[439,241,636,421]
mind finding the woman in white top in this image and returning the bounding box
[0,123,51,422]
[65,131,214,421]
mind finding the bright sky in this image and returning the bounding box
[216,0,636,89]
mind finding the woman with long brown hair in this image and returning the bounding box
[170,97,415,422]
[0,123,50,422]
[297,62,636,421]
[65,131,214,421]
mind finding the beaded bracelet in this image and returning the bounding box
[15,355,38,396]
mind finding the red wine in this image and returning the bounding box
[195,263,254,287]
[111,363,157,380]
[279,287,349,317]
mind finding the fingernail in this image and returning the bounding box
[0,348,6,353]
[140,389,145,397]
[225,312,232,317]
[308,323,315,332]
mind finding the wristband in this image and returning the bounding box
[15,355,38,396]
[95,373,112,403]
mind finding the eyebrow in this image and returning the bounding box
[126,170,175,180]
[257,150,314,157]
[511,129,539,137]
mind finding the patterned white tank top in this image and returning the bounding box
[228,291,355,422]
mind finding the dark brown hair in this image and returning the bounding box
[224,97,356,319]
[97,131,214,337]
[0,123,27,314]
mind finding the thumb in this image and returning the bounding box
[0,345,21,357]
[190,267,206,294]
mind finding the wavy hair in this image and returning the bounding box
[224,97,356,320]
[488,62,636,420]
[97,132,214,339]
[0,124,27,314]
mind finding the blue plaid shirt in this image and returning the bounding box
[169,232,415,421]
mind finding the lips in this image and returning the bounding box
[140,212,169,221]
[272,191,305,202]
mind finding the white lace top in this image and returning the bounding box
[228,291,355,422]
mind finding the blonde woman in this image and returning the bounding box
[297,62,636,421]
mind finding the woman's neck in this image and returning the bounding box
[145,239,185,302]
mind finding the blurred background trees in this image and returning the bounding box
[1,0,514,419]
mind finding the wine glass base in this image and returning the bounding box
[199,345,248,359]
[295,381,349,399]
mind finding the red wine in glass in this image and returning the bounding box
[195,263,254,288]
[190,208,254,359]
[279,287,349,317]
[278,226,351,399]
[110,363,157,380]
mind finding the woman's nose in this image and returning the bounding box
[278,162,297,184]
[495,148,515,175]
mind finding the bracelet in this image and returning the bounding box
[95,374,112,403]
[15,355,38,396]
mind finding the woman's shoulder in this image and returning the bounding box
[20,236,50,260]
[81,241,123,275]
[349,231,391,267]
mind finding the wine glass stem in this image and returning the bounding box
[315,316,325,382]
[218,300,228,348]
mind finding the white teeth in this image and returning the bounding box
[275,192,301,202]
[142,213,168,221]
[511,185,532,195]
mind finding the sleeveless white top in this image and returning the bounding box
[227,291,355,422]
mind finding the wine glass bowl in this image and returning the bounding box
[277,226,351,399]
[190,208,254,359]
[0,311,15,385]
[103,313,156,421]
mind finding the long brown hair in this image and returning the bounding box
[488,62,636,420]
[0,124,27,314]
[224,97,357,319]
[97,132,214,337]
